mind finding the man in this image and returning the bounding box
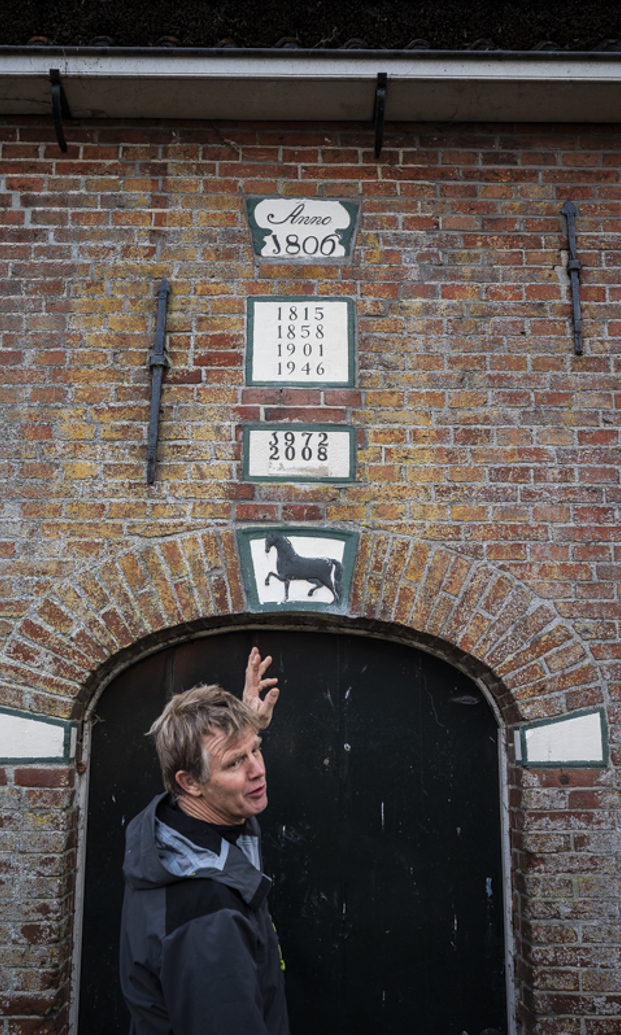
[119,648,289,1035]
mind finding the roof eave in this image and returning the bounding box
[2,48,621,122]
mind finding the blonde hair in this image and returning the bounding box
[148,684,260,796]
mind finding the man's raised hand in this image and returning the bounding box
[243,647,280,729]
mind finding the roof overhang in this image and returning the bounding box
[2,48,621,122]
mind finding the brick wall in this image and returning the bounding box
[0,116,619,1033]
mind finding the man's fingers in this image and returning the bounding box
[259,688,279,726]
[258,654,273,677]
[243,649,279,730]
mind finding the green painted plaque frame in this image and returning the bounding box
[237,526,359,613]
[242,423,356,483]
[246,295,356,388]
[245,197,360,261]
[0,705,77,764]
[518,706,608,768]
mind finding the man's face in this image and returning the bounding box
[192,728,268,825]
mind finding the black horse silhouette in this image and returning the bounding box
[264,532,342,603]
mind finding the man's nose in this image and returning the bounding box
[248,754,265,778]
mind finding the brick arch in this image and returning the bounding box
[0,528,603,725]
[351,534,603,725]
[0,528,605,1035]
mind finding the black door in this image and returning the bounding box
[79,629,506,1034]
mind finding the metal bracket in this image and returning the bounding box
[146,278,171,485]
[373,72,388,159]
[49,68,71,153]
[561,200,583,356]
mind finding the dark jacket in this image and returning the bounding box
[120,793,289,1035]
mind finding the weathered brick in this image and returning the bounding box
[13,769,74,789]
[2,115,621,1034]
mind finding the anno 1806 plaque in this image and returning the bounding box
[245,198,359,260]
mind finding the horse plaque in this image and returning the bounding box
[237,527,358,611]
[246,297,355,387]
[243,424,356,483]
[264,532,342,603]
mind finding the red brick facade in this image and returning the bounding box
[0,115,620,1033]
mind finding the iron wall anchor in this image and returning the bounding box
[146,277,171,485]
[373,72,388,159]
[562,200,583,356]
[49,68,71,153]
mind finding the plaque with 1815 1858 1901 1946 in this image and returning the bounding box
[246,296,355,387]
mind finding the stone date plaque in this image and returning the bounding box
[246,296,355,387]
[245,197,359,260]
[243,424,356,483]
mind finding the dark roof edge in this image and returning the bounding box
[3,45,621,60]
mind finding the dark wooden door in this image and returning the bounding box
[79,629,506,1034]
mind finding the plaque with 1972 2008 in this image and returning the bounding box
[243,424,356,482]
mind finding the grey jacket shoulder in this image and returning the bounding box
[123,793,269,905]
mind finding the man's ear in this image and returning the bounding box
[175,770,203,797]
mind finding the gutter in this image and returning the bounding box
[1,47,621,122]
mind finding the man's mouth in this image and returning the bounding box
[247,784,267,798]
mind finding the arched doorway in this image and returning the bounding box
[78,628,507,1033]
